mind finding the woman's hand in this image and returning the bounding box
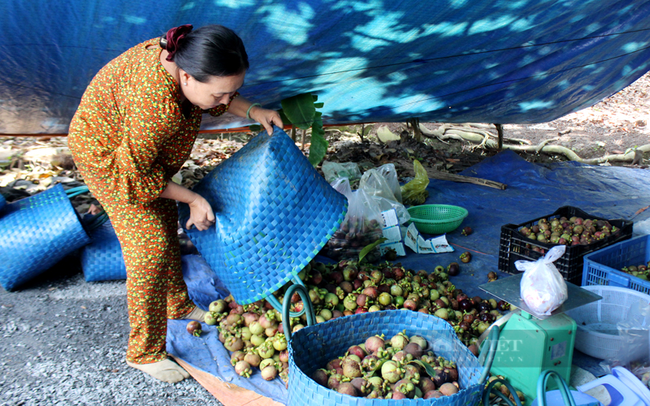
[186,194,215,231]
[249,106,283,136]
[160,181,215,231]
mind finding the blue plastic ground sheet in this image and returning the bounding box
[167,151,650,402]
[3,1,650,134]
[167,255,290,403]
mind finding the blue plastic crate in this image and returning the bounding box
[582,235,650,294]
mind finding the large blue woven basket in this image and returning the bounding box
[0,193,6,214]
[288,311,486,405]
[81,219,126,282]
[0,184,91,291]
[179,127,347,305]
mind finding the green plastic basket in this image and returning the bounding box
[407,204,468,234]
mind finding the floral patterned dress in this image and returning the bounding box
[69,38,236,364]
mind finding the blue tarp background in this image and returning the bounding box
[167,150,650,404]
[2,1,650,134]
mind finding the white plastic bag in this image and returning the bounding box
[359,168,410,224]
[327,178,384,260]
[616,300,650,366]
[517,245,568,316]
[377,164,402,203]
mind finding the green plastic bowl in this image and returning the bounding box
[407,204,468,234]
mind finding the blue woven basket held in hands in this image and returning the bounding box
[178,126,347,309]
[0,184,91,291]
[81,218,126,282]
[288,310,498,406]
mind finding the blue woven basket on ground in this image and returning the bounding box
[81,219,126,282]
[288,310,488,405]
[178,127,347,305]
[0,184,91,291]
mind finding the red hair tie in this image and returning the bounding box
[163,24,193,62]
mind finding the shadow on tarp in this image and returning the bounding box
[167,150,650,402]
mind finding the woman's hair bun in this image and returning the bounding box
[160,24,193,61]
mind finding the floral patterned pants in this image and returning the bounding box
[106,198,195,364]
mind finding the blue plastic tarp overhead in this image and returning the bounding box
[2,0,650,134]
[169,151,650,403]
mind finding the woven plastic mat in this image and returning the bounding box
[0,184,91,291]
[81,219,126,282]
[288,310,486,405]
[179,127,347,305]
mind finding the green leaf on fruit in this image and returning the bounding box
[409,360,437,378]
[359,237,387,263]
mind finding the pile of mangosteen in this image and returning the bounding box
[620,261,650,280]
[324,216,384,261]
[188,258,510,383]
[311,332,461,399]
[519,215,619,247]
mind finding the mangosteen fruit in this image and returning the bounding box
[447,262,460,276]
[365,335,385,354]
[337,382,359,397]
[439,382,459,396]
[459,252,471,263]
[261,365,278,381]
[424,390,444,399]
[461,226,473,236]
[381,360,402,383]
[234,360,252,378]
[409,335,428,350]
[420,377,436,393]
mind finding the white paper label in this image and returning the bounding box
[432,235,454,253]
[404,223,454,254]
[405,223,420,253]
[382,225,402,243]
[380,209,399,228]
[379,242,406,256]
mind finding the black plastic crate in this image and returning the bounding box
[498,206,633,285]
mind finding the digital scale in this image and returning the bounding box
[479,274,602,403]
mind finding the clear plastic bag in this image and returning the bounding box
[359,168,410,224]
[615,301,650,366]
[633,217,650,237]
[321,161,362,184]
[377,163,402,203]
[326,178,383,261]
[517,245,568,316]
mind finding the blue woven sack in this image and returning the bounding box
[288,310,489,405]
[81,218,126,282]
[0,184,91,291]
[179,127,347,305]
